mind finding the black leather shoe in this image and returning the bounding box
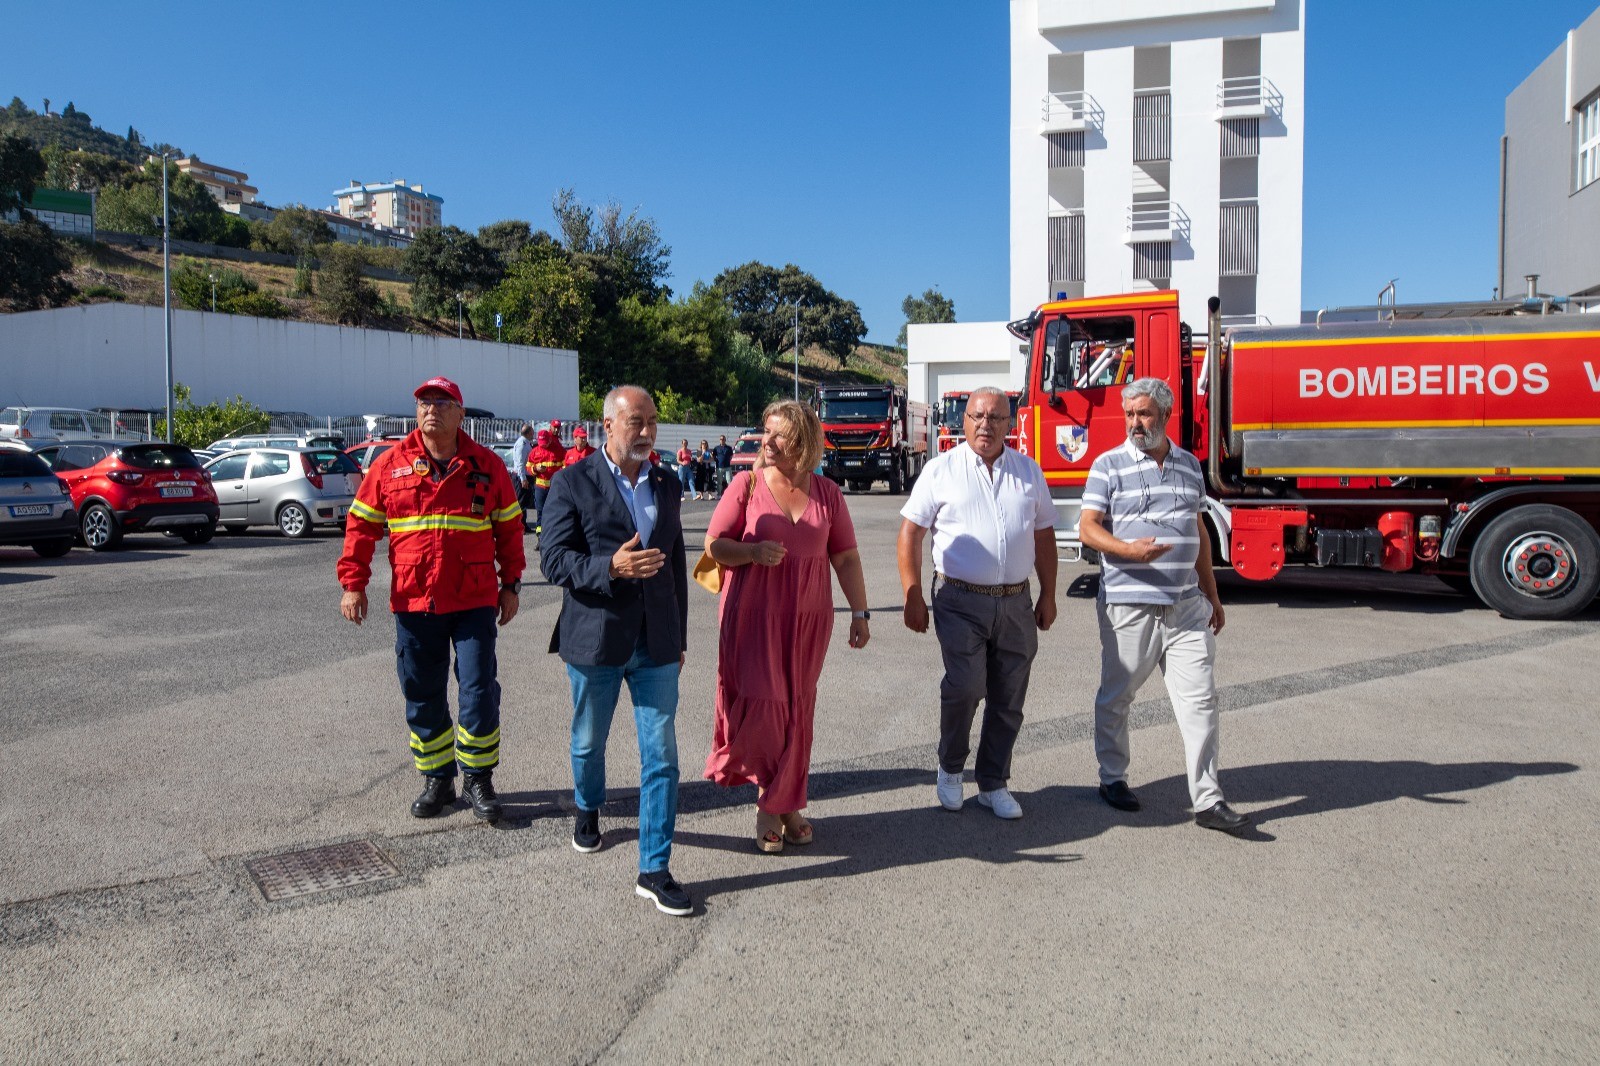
[411,776,456,818]
[462,772,502,824]
[1098,780,1141,811]
[1195,801,1252,835]
[573,808,601,853]
[635,870,693,916]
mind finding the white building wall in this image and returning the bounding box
[906,321,1023,409]
[0,304,578,420]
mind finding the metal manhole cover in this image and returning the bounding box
[246,840,400,902]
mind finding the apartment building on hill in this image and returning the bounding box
[331,179,443,237]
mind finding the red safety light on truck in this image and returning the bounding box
[1008,289,1600,619]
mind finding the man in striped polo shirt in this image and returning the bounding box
[1079,377,1250,835]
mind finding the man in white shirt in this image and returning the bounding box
[897,387,1058,819]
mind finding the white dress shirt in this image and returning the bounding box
[900,443,1057,586]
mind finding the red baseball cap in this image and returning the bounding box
[550,419,562,430]
[413,376,463,404]
[573,426,588,438]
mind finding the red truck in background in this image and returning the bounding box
[817,384,931,494]
[1007,289,1600,620]
[936,390,1023,452]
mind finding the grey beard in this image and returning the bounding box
[1129,427,1167,453]
[629,441,654,461]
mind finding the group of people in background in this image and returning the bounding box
[511,419,596,535]
[338,374,1246,921]
[675,436,733,501]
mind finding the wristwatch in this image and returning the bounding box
[502,579,522,595]
[852,610,870,620]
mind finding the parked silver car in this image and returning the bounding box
[0,448,76,557]
[204,447,362,538]
[0,406,146,445]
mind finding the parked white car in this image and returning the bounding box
[203,446,362,538]
[0,406,147,445]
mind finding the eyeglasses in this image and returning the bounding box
[416,398,457,410]
[965,413,1011,425]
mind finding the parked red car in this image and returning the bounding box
[346,436,408,471]
[35,441,219,550]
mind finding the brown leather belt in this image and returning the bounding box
[938,573,1029,597]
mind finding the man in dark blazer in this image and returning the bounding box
[539,385,692,917]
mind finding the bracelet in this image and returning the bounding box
[851,610,871,620]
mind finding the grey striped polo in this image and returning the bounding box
[1081,439,1205,604]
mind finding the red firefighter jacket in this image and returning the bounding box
[526,430,565,488]
[338,430,525,614]
[562,443,596,469]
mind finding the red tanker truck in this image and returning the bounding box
[1007,289,1600,619]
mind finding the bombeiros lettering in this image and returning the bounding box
[1299,362,1550,399]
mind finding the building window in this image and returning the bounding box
[1578,94,1600,192]
[1131,241,1170,283]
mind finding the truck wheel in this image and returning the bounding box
[888,464,904,495]
[1468,504,1600,619]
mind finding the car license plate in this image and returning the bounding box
[8,504,50,517]
[159,485,194,498]
[844,459,863,467]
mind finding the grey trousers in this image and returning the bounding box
[932,582,1038,791]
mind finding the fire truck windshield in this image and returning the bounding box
[819,397,890,422]
[941,396,968,428]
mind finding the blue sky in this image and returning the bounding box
[10,1,1598,340]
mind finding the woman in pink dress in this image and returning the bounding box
[703,400,871,852]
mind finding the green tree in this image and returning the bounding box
[0,133,73,309]
[551,187,671,303]
[254,204,333,257]
[897,287,956,347]
[94,159,236,243]
[471,245,594,349]
[477,219,555,267]
[317,244,380,325]
[711,261,866,366]
[155,383,269,449]
[40,145,133,192]
[402,225,502,326]
[170,262,288,318]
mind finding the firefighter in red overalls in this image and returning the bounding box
[562,424,596,469]
[525,425,565,535]
[337,376,526,823]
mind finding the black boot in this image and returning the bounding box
[411,775,456,818]
[462,772,503,824]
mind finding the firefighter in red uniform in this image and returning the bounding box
[526,426,565,535]
[338,376,526,823]
[562,424,596,469]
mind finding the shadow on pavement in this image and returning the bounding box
[0,570,53,585]
[677,757,1577,902]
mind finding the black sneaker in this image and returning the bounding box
[635,870,692,916]
[461,772,502,824]
[572,808,602,853]
[1098,780,1142,812]
[1195,801,1252,835]
[410,776,456,818]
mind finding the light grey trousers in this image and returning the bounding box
[932,582,1038,792]
[1093,595,1224,811]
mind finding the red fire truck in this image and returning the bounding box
[1008,289,1600,620]
[936,390,1023,452]
[817,384,931,494]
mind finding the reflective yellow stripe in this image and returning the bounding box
[414,748,455,771]
[455,725,501,749]
[455,747,499,768]
[387,514,493,534]
[410,731,454,754]
[491,503,522,523]
[350,500,385,524]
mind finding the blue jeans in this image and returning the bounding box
[677,464,693,497]
[566,641,681,874]
[395,607,500,778]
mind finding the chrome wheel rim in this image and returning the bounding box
[83,508,111,547]
[1501,531,1579,600]
[280,506,307,537]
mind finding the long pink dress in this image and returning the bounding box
[703,470,857,813]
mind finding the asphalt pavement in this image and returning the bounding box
[2,492,1597,1064]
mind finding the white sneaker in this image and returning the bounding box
[936,768,965,811]
[977,788,1023,820]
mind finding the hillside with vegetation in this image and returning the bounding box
[3,96,924,424]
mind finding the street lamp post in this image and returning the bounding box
[792,303,801,402]
[208,272,217,312]
[161,153,173,443]
[456,292,466,339]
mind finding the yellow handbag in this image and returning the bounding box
[692,468,757,594]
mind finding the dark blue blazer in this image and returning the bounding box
[539,450,688,667]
